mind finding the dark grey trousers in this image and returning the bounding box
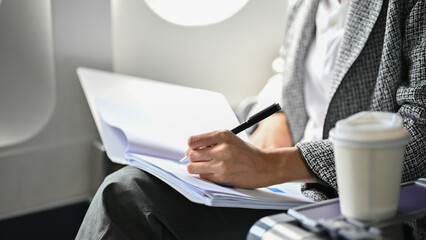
[76,166,281,240]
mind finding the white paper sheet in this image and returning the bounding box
[126,153,313,209]
[78,67,246,163]
[78,67,313,209]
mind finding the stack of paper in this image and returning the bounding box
[126,153,313,209]
[78,68,314,209]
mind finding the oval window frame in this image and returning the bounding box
[144,0,249,26]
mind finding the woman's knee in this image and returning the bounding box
[100,166,152,206]
[103,166,145,186]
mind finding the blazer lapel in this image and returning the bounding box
[281,0,319,142]
[330,0,384,98]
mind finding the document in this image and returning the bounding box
[78,68,314,209]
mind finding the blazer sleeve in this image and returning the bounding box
[395,0,426,183]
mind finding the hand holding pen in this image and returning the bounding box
[180,103,281,163]
[180,103,288,189]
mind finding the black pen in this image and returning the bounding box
[179,103,281,163]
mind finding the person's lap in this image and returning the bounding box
[77,165,282,240]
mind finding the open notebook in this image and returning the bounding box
[78,67,313,209]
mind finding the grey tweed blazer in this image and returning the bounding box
[244,0,426,201]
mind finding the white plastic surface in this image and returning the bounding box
[111,0,288,108]
[0,0,55,147]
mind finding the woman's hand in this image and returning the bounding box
[248,112,293,149]
[185,130,313,188]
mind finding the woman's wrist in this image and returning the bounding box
[260,147,315,186]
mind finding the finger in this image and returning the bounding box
[198,173,216,182]
[185,148,191,156]
[186,161,215,175]
[199,173,232,187]
[185,144,215,159]
[187,130,233,149]
[187,147,213,162]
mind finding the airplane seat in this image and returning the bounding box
[0,0,289,238]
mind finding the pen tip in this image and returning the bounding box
[179,156,189,163]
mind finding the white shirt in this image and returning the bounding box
[301,0,350,142]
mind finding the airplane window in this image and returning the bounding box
[144,0,249,26]
[0,0,55,147]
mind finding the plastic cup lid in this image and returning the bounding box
[329,111,408,147]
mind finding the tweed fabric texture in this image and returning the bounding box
[279,0,319,143]
[297,0,426,194]
[244,0,425,198]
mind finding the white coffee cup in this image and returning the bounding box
[329,111,409,221]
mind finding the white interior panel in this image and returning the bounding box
[0,0,111,217]
[112,0,288,107]
[0,0,55,147]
